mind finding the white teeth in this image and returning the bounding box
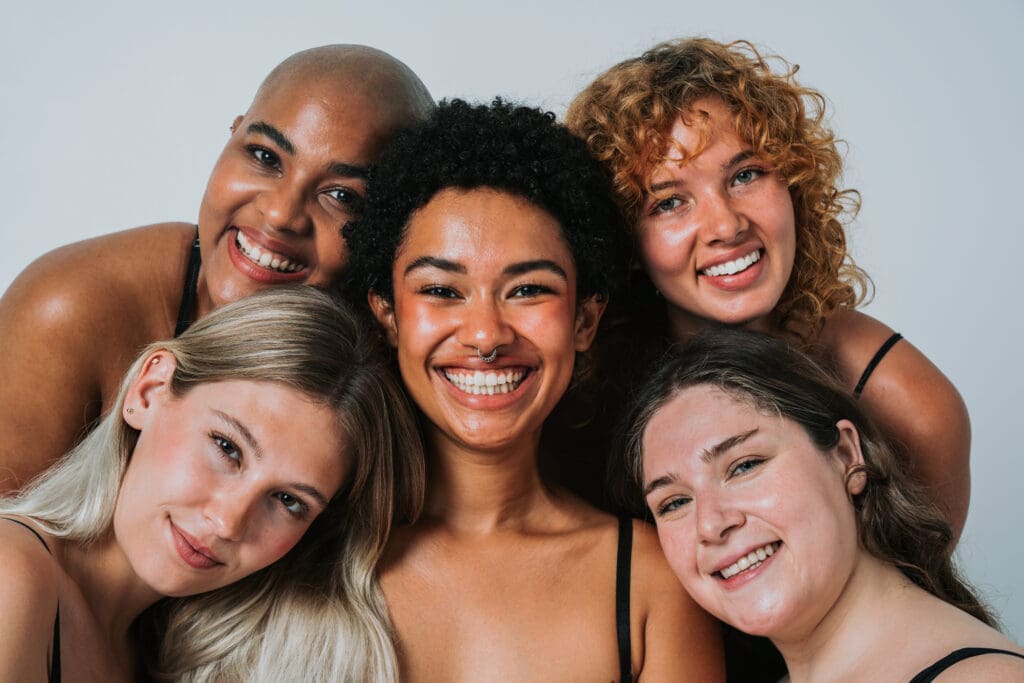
[443,369,527,395]
[702,250,761,277]
[718,542,780,579]
[235,231,305,273]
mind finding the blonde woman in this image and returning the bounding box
[0,287,423,681]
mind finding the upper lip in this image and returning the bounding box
[233,226,310,267]
[172,521,224,565]
[706,540,778,576]
[697,245,763,273]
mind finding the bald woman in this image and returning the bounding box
[0,45,433,491]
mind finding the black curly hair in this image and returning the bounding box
[342,98,626,305]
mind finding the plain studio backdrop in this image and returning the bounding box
[2,0,1020,640]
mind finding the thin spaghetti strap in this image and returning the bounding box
[174,226,202,338]
[853,332,903,399]
[615,516,633,683]
[1,516,52,554]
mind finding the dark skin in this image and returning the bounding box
[0,45,432,491]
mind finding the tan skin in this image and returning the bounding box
[372,189,724,682]
[0,48,428,492]
[638,99,970,537]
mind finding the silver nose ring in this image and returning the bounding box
[477,347,499,363]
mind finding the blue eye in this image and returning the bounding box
[733,167,765,186]
[275,492,308,517]
[655,495,692,517]
[729,457,764,477]
[649,196,684,216]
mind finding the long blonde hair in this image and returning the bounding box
[1,286,424,681]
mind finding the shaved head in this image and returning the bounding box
[254,44,433,126]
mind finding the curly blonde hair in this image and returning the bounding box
[566,37,871,341]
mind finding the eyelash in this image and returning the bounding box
[510,282,554,298]
[728,456,765,478]
[211,432,241,465]
[275,492,309,518]
[247,145,281,170]
[656,495,692,517]
[733,166,768,186]
[419,284,460,299]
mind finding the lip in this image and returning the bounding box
[435,363,536,409]
[226,227,310,285]
[170,520,223,570]
[698,248,765,292]
[709,541,781,590]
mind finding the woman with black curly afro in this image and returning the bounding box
[344,99,724,682]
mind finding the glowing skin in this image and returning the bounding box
[371,188,603,456]
[198,76,401,311]
[642,385,865,642]
[637,98,796,335]
[118,355,346,597]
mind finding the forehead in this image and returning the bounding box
[647,98,743,178]
[247,76,403,162]
[396,188,573,268]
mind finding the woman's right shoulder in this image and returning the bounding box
[0,517,60,678]
[2,222,195,343]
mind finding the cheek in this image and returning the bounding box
[246,524,310,571]
[655,521,697,584]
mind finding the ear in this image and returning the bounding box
[229,114,243,135]
[368,291,398,348]
[122,350,178,429]
[573,295,607,352]
[834,419,867,496]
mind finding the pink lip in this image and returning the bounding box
[170,520,223,570]
[435,365,536,409]
[709,542,781,590]
[698,250,765,292]
[697,246,763,272]
[225,227,310,285]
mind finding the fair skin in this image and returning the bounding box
[637,98,971,536]
[0,355,346,681]
[0,46,429,492]
[371,188,724,682]
[642,385,1023,682]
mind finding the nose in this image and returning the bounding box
[456,295,515,355]
[695,489,744,544]
[256,180,312,235]
[698,190,748,245]
[204,485,257,542]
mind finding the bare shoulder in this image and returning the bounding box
[630,520,725,682]
[821,309,971,536]
[0,518,60,678]
[931,647,1024,681]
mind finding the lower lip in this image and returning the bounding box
[699,252,765,292]
[715,545,779,590]
[170,521,219,570]
[226,228,309,285]
[437,369,535,409]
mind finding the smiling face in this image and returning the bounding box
[197,74,404,311]
[637,98,796,336]
[371,188,604,455]
[117,357,347,597]
[641,384,865,641]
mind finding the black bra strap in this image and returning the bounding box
[853,332,903,399]
[909,647,1024,683]
[615,516,633,683]
[174,227,202,338]
[1,516,52,554]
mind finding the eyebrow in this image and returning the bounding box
[212,409,330,509]
[403,257,568,280]
[246,122,369,180]
[647,149,759,195]
[642,428,759,497]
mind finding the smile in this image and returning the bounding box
[718,541,780,579]
[171,521,223,570]
[701,249,761,277]
[235,230,306,274]
[443,368,528,395]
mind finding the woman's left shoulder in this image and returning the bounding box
[628,520,726,681]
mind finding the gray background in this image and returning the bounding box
[2,0,1020,639]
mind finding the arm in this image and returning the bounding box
[825,310,971,539]
[0,522,60,681]
[632,521,726,682]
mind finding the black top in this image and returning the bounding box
[2,517,60,683]
[616,516,633,683]
[174,227,202,338]
[853,332,903,398]
[909,647,1024,682]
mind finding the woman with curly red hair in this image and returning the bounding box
[567,37,970,538]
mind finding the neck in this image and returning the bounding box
[774,554,918,682]
[63,532,163,643]
[424,427,558,534]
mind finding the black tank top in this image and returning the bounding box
[174,227,202,337]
